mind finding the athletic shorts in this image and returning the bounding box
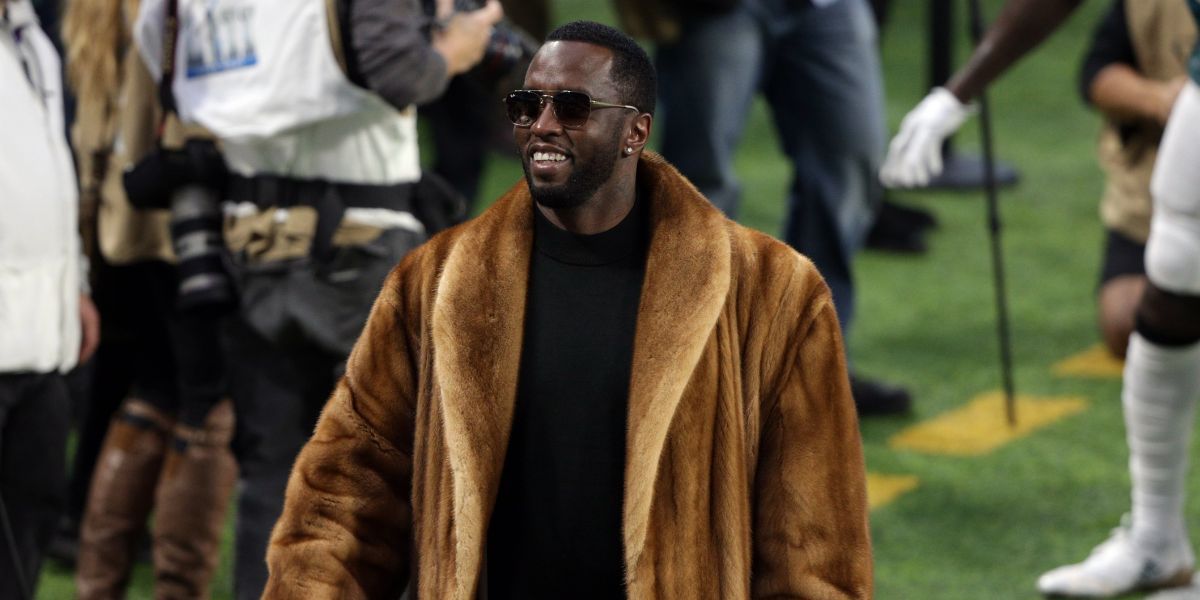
[1099,228,1146,287]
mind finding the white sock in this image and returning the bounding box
[1124,332,1200,549]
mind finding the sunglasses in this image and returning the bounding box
[504,89,639,129]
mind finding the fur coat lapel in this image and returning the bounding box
[430,152,732,588]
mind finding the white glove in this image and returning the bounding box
[880,87,972,188]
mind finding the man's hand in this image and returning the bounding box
[79,293,100,363]
[432,0,504,77]
[880,88,972,188]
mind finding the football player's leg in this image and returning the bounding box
[1037,82,1200,599]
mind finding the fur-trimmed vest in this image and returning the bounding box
[263,153,872,599]
[1097,0,1196,243]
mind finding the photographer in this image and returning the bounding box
[133,0,501,597]
[62,0,238,594]
[1,0,99,597]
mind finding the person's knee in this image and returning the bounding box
[1099,275,1146,358]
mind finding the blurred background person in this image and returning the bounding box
[1038,0,1200,594]
[615,0,911,416]
[61,0,238,596]
[420,0,544,209]
[1,0,100,596]
[133,0,502,596]
[881,0,1200,595]
[1077,0,1194,360]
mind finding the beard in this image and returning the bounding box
[523,130,623,209]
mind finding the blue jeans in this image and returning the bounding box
[657,0,886,334]
[228,316,341,600]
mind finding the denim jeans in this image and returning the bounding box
[227,315,341,600]
[656,0,886,334]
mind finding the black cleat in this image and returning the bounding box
[850,374,913,416]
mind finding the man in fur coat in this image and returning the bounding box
[263,20,872,600]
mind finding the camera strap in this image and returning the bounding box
[227,174,417,261]
[155,0,180,143]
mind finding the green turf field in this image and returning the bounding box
[38,0,1188,597]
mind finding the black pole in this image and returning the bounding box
[925,0,1021,190]
[0,492,31,600]
[965,0,1018,426]
[930,0,956,156]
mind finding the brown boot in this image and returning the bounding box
[76,399,174,600]
[152,399,237,600]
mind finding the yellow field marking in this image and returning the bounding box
[1052,343,1125,379]
[889,391,1088,456]
[867,473,919,510]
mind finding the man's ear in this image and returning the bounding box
[625,113,652,154]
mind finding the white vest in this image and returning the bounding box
[135,0,420,184]
[0,0,82,373]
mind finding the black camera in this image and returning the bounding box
[123,140,229,210]
[474,18,539,86]
[123,140,236,314]
[440,0,539,87]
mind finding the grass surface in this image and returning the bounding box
[38,0,1187,598]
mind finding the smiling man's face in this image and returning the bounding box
[515,41,631,210]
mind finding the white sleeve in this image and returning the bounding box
[133,0,168,80]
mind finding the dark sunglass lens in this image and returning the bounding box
[506,91,541,126]
[553,91,592,127]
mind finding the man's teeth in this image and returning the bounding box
[533,152,567,162]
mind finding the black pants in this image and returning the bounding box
[0,372,70,599]
[422,74,495,208]
[227,228,420,600]
[228,318,341,600]
[67,261,227,526]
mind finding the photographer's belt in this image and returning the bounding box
[226,174,419,262]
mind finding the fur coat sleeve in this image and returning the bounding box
[262,250,428,599]
[748,257,871,598]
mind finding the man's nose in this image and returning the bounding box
[530,98,562,135]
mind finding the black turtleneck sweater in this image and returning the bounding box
[486,197,649,599]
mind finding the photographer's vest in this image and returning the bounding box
[170,0,419,185]
[148,0,425,262]
[1097,0,1196,243]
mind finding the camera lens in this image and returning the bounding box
[171,185,236,313]
[476,21,539,86]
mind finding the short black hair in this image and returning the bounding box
[545,21,656,116]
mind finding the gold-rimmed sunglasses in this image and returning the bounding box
[504,89,639,129]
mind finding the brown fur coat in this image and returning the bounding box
[263,153,872,599]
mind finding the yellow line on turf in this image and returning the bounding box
[867,473,918,510]
[1052,343,1125,379]
[888,391,1088,456]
